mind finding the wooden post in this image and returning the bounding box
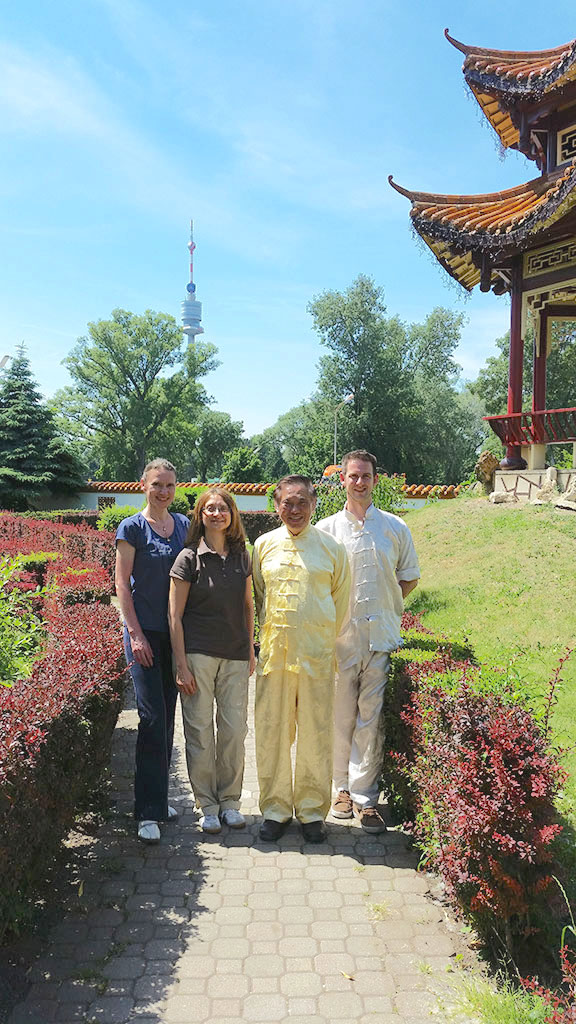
[500,260,527,469]
[532,312,547,412]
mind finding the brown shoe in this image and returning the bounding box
[331,790,353,819]
[353,804,387,834]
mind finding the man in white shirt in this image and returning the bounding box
[317,450,420,833]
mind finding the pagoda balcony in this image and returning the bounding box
[484,407,576,447]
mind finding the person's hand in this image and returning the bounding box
[249,649,257,676]
[176,664,197,696]
[130,632,154,668]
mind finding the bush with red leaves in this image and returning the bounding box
[523,946,576,1022]
[44,559,113,605]
[0,513,115,577]
[0,521,124,939]
[388,651,565,949]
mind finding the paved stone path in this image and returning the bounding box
[8,683,474,1024]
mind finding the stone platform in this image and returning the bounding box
[494,467,576,501]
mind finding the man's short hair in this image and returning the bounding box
[341,450,377,475]
[273,475,317,503]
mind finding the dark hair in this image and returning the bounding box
[273,475,317,504]
[185,487,246,553]
[341,450,377,475]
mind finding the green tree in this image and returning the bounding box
[193,410,244,480]
[305,276,473,482]
[52,309,218,479]
[0,347,85,510]
[470,322,576,415]
[221,446,265,483]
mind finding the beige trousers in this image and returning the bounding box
[180,653,249,817]
[255,666,334,824]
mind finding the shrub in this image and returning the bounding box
[97,504,141,532]
[45,559,113,606]
[382,639,566,951]
[241,510,279,542]
[171,487,197,515]
[0,557,46,685]
[0,523,125,939]
[0,514,115,578]
[17,509,101,528]
[523,946,576,1021]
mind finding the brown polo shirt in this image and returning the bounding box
[170,538,251,661]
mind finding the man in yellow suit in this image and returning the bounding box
[253,475,350,843]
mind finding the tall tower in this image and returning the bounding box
[181,221,204,338]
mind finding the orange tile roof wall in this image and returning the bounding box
[86,481,460,499]
[86,481,272,496]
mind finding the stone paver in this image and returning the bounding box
[8,682,475,1023]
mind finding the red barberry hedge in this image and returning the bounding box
[0,516,124,940]
[0,512,115,577]
[382,621,566,951]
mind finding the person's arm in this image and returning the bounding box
[399,578,419,600]
[396,524,420,603]
[252,541,265,622]
[115,540,154,668]
[168,578,197,696]
[331,542,351,636]
[244,576,256,675]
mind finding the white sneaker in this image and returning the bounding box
[220,809,246,829]
[167,805,178,820]
[199,814,222,834]
[138,820,160,843]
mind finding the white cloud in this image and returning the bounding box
[0,42,113,138]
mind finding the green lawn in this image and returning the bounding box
[403,496,576,806]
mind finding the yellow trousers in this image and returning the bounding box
[255,666,334,823]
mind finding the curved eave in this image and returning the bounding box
[445,29,576,150]
[389,161,576,290]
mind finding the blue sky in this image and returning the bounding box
[1,1,574,436]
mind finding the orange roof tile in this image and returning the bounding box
[85,480,272,496]
[445,30,576,152]
[400,484,460,499]
[389,162,576,291]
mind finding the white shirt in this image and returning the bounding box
[316,505,420,669]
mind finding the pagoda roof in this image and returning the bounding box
[389,160,576,290]
[445,29,576,150]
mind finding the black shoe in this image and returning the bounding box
[301,820,327,844]
[259,818,291,842]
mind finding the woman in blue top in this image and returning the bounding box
[115,458,189,843]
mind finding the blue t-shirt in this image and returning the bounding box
[116,512,190,632]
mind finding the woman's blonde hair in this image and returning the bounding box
[141,458,177,481]
[185,487,247,553]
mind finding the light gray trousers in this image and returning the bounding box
[180,653,249,817]
[333,641,390,808]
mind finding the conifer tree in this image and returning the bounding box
[0,346,85,510]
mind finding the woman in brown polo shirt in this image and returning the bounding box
[168,487,255,834]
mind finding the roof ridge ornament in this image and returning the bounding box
[444,29,469,55]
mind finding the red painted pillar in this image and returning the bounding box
[532,312,547,412]
[500,260,527,469]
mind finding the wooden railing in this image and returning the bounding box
[484,408,576,446]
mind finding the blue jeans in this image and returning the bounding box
[124,628,178,821]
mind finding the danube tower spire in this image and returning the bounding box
[181,220,204,337]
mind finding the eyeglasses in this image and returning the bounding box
[203,504,230,515]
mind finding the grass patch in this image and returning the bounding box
[404,499,576,800]
[447,976,549,1023]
